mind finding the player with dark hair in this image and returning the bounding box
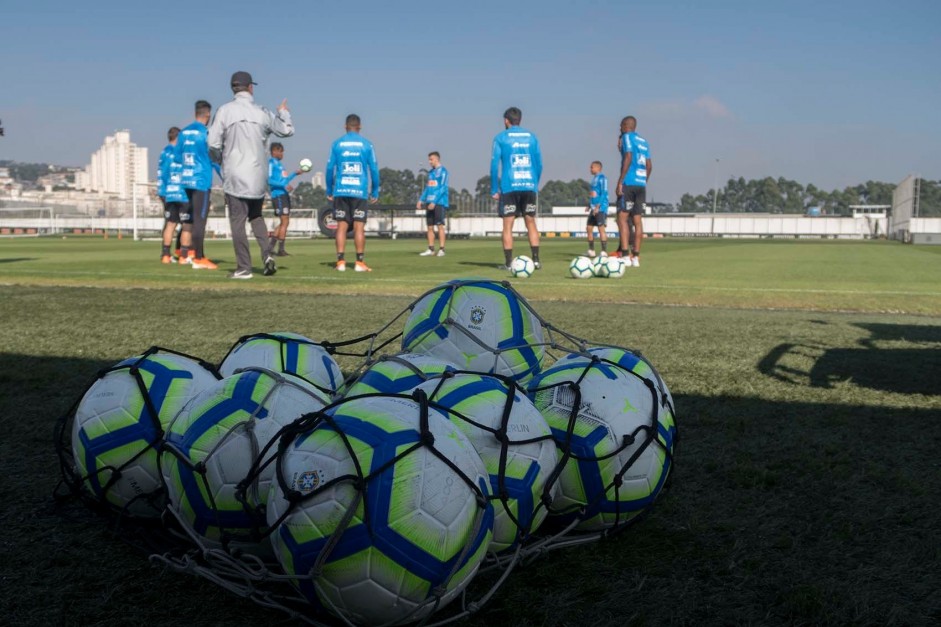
[326,113,380,272]
[268,142,301,256]
[417,151,448,257]
[176,100,219,270]
[491,106,543,270]
[585,160,609,258]
[208,71,294,279]
[616,115,651,266]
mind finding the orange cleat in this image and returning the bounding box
[161,255,173,264]
[354,261,373,272]
[191,258,218,270]
[336,260,347,272]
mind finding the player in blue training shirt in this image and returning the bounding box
[267,142,301,257]
[585,160,609,258]
[417,151,449,257]
[158,127,183,263]
[175,100,219,270]
[326,114,380,272]
[616,115,652,267]
[490,106,543,270]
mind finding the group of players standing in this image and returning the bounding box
[155,73,652,278]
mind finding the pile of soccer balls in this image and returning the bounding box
[569,254,627,279]
[57,279,676,626]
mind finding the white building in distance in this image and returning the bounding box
[311,171,325,189]
[76,130,148,199]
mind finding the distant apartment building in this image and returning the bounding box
[311,171,325,189]
[76,131,148,199]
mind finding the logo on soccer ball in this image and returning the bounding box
[294,470,322,494]
[470,306,486,326]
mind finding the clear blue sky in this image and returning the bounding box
[1,0,939,202]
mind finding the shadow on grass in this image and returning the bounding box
[0,257,37,264]
[758,322,941,395]
[5,352,941,626]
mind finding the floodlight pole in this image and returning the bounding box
[132,184,139,241]
[712,158,720,213]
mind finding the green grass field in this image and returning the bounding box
[1,235,940,625]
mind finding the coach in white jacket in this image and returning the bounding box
[208,71,294,279]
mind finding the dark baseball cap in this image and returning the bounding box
[230,71,257,87]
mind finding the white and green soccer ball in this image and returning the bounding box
[557,345,674,414]
[267,395,493,625]
[416,373,559,552]
[162,368,328,551]
[528,357,676,531]
[220,332,342,396]
[341,352,457,398]
[569,256,594,279]
[299,158,313,172]
[510,255,535,278]
[70,349,219,517]
[601,256,625,278]
[401,279,545,384]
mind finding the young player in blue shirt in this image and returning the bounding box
[417,151,449,257]
[585,160,609,258]
[175,100,219,270]
[267,142,301,256]
[326,114,380,272]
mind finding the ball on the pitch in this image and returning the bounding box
[162,368,329,551]
[299,158,313,172]
[220,332,342,396]
[268,395,493,625]
[402,279,545,384]
[416,373,559,552]
[510,255,535,278]
[602,256,625,278]
[71,349,219,517]
[528,357,676,531]
[341,352,457,397]
[569,256,594,279]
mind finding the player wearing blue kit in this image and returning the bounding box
[326,114,380,272]
[585,161,609,258]
[176,100,218,270]
[267,142,301,257]
[159,127,185,263]
[616,115,652,266]
[491,107,543,270]
[417,151,449,257]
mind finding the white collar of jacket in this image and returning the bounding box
[234,92,254,102]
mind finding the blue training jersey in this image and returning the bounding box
[156,144,174,198]
[164,155,187,204]
[268,156,297,199]
[590,173,608,212]
[420,166,449,207]
[490,126,542,195]
[176,121,214,191]
[326,132,380,199]
[620,131,650,187]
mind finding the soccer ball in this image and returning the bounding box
[415,373,559,552]
[220,332,342,396]
[591,255,608,277]
[510,255,535,278]
[341,352,457,397]
[70,348,219,517]
[557,345,674,414]
[162,368,328,551]
[299,158,313,172]
[401,279,545,384]
[602,256,625,278]
[569,256,594,279]
[528,357,677,531]
[267,394,493,625]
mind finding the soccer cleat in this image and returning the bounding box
[228,270,253,279]
[336,260,346,272]
[600,250,608,257]
[612,250,623,258]
[179,256,192,265]
[354,261,372,272]
[587,249,596,258]
[632,257,640,267]
[161,255,173,264]
[191,258,218,270]
[496,264,510,271]
[263,256,277,276]
[436,249,446,257]
[419,249,435,256]
[534,261,542,270]
[275,250,289,257]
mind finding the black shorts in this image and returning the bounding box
[333,197,367,225]
[272,194,291,216]
[164,202,185,223]
[498,191,537,218]
[620,186,647,217]
[185,188,210,224]
[587,211,608,228]
[423,203,446,226]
